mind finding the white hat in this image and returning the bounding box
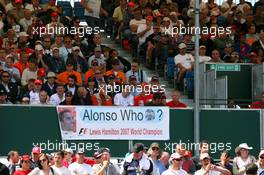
[169,153,182,161]
[163,17,170,21]
[178,43,187,49]
[72,46,80,51]
[64,148,73,154]
[259,150,264,157]
[19,32,29,37]
[200,45,206,49]
[35,44,43,51]
[200,153,210,160]
[235,143,253,153]
[51,46,59,51]
[46,72,56,78]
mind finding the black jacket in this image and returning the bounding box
[0,82,18,103]
[42,82,57,97]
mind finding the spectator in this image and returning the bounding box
[60,91,74,105]
[48,45,65,74]
[88,47,106,68]
[112,0,127,40]
[162,153,188,175]
[68,149,92,175]
[209,50,224,63]
[114,85,134,106]
[137,15,154,52]
[42,72,57,97]
[27,79,42,104]
[134,83,153,106]
[105,59,126,84]
[174,43,194,90]
[0,162,9,175]
[107,49,131,73]
[233,143,256,175]
[0,88,12,104]
[59,35,73,63]
[28,153,59,175]
[145,92,166,106]
[120,143,155,175]
[14,49,30,76]
[65,74,79,97]
[91,147,119,175]
[147,142,163,175]
[194,153,231,175]
[166,90,187,108]
[49,84,65,105]
[0,71,18,103]
[160,152,170,173]
[257,150,264,175]
[13,155,31,175]
[199,45,212,63]
[17,32,30,49]
[68,46,89,74]
[91,83,113,106]
[6,150,20,175]
[87,34,106,55]
[21,59,38,87]
[30,44,49,70]
[62,148,74,168]
[72,87,92,105]
[222,43,234,62]
[217,151,233,175]
[250,92,264,108]
[19,9,32,33]
[3,55,20,84]
[126,58,148,84]
[251,30,264,58]
[182,150,196,174]
[192,140,213,170]
[35,90,49,105]
[56,60,82,86]
[84,59,99,86]
[51,151,71,175]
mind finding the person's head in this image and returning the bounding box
[51,11,59,22]
[24,9,31,20]
[131,59,140,72]
[178,43,187,55]
[68,74,77,87]
[20,50,29,63]
[224,43,234,55]
[134,8,142,20]
[132,143,144,160]
[0,88,7,103]
[43,36,52,49]
[220,150,230,163]
[59,109,74,131]
[73,17,80,27]
[200,153,211,167]
[91,59,99,70]
[39,90,48,103]
[98,148,111,162]
[77,87,87,98]
[1,71,11,83]
[153,23,161,34]
[171,90,181,103]
[65,61,74,72]
[64,35,72,48]
[28,59,38,71]
[0,49,6,60]
[53,151,64,166]
[19,32,29,43]
[258,150,264,166]
[169,153,183,169]
[35,44,44,56]
[55,35,63,46]
[65,91,73,103]
[94,70,103,81]
[46,72,56,84]
[212,50,220,60]
[34,79,43,92]
[56,84,65,95]
[7,150,19,163]
[72,46,80,56]
[38,153,50,169]
[112,59,120,71]
[146,15,153,26]
[64,148,73,160]
[76,149,85,163]
[31,147,41,161]
[160,152,170,165]
[152,92,166,105]
[151,76,160,86]
[122,85,132,97]
[110,49,118,58]
[199,45,207,56]
[5,56,15,68]
[147,142,162,159]
[19,155,30,170]
[129,75,137,86]
[93,34,101,45]
[235,143,252,158]
[245,163,258,175]
[94,47,102,58]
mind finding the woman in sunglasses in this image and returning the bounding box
[257,150,264,175]
[147,142,164,175]
[28,153,59,175]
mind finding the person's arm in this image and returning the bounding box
[213,165,231,175]
[137,25,151,38]
[95,161,109,175]
[80,0,93,13]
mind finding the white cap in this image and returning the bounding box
[64,148,73,154]
[72,46,80,51]
[200,153,210,160]
[169,153,182,161]
[178,43,187,49]
[163,17,170,21]
[259,150,264,157]
[35,44,44,51]
[19,32,29,37]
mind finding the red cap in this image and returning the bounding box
[146,16,153,21]
[15,0,22,3]
[128,2,136,7]
[21,155,30,161]
[32,147,41,154]
[34,79,43,85]
[38,68,46,77]
[51,11,58,17]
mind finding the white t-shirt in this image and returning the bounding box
[199,56,211,63]
[51,165,72,175]
[137,24,154,46]
[50,93,65,105]
[129,19,146,27]
[194,168,221,175]
[174,54,194,69]
[114,93,134,107]
[68,162,92,175]
[162,168,188,175]
[29,91,40,104]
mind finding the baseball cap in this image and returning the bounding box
[178,43,187,49]
[133,143,144,153]
[225,43,233,48]
[34,79,43,85]
[51,11,58,17]
[150,142,160,149]
[200,153,210,160]
[21,155,30,161]
[146,16,153,21]
[151,75,159,82]
[46,72,56,78]
[32,147,41,154]
[15,0,22,3]
[38,68,46,77]
[250,52,257,57]
[76,148,85,154]
[64,148,73,154]
[129,75,137,80]
[35,44,44,51]
[200,45,206,49]
[128,2,136,7]
[169,153,182,161]
[98,147,111,154]
[163,17,170,21]
[94,47,101,52]
[51,46,59,52]
[259,150,264,157]
[72,46,80,51]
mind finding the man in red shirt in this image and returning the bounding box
[134,83,153,106]
[13,155,31,175]
[250,91,264,108]
[166,90,187,108]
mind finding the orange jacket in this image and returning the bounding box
[57,71,82,85]
[84,69,95,85]
[105,69,126,83]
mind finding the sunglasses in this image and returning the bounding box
[173,158,182,161]
[66,95,72,97]
[260,156,264,159]
[23,160,30,163]
[40,159,47,162]
[152,147,159,151]
[2,75,9,78]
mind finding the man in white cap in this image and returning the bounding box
[194,153,231,175]
[162,152,188,175]
[174,43,194,91]
[17,32,29,49]
[257,150,264,175]
[199,45,211,63]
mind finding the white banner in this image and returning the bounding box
[56,106,170,140]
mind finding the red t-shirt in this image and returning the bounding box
[134,94,153,106]
[13,169,31,175]
[250,101,264,108]
[166,101,187,108]
[63,156,96,167]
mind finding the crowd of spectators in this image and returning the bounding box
[1,141,264,175]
